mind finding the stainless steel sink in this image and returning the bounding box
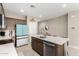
[36,34,46,38]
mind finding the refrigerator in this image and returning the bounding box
[15,24,29,47]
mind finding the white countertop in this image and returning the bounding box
[0,43,17,56]
[0,36,12,40]
[31,35,69,45]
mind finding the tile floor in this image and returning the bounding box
[16,44,79,56]
[16,44,40,56]
[68,46,79,56]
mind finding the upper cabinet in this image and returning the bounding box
[0,3,6,29]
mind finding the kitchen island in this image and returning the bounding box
[31,35,69,56]
[0,43,17,56]
[0,36,17,56]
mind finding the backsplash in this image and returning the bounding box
[0,30,15,37]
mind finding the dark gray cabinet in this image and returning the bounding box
[31,37,43,56]
[31,37,64,56]
[43,41,64,56]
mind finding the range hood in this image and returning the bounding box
[0,3,6,29]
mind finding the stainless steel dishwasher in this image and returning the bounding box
[43,41,56,56]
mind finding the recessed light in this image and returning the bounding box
[62,4,67,8]
[39,15,42,18]
[20,9,24,12]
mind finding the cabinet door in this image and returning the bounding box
[17,38,29,46]
[31,37,43,56]
[31,37,37,51]
[56,45,64,56]
[17,39,22,46]
[37,40,43,56]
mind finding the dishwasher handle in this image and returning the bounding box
[44,42,55,46]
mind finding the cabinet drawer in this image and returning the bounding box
[17,38,29,46]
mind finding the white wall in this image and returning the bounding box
[68,10,79,47]
[27,16,38,42]
[0,30,15,37]
[38,15,68,37]
[27,16,38,35]
[28,21,38,35]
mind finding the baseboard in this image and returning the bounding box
[68,45,79,50]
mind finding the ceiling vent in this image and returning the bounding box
[30,5,36,8]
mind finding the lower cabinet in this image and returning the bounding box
[16,37,29,47]
[31,37,64,56]
[31,37,43,56]
[43,41,64,56]
[0,39,13,45]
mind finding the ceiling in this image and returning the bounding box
[3,3,79,21]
